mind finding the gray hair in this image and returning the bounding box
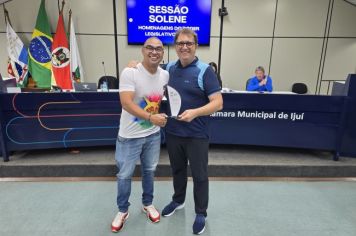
[255,66,265,74]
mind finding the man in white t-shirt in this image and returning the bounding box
[111,37,169,233]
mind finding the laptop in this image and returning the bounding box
[73,82,97,92]
[0,74,18,93]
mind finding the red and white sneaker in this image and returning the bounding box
[142,205,160,223]
[111,211,129,233]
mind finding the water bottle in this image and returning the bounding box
[101,81,108,92]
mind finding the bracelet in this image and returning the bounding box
[148,113,152,122]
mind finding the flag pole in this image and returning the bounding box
[3,5,11,26]
[60,0,65,14]
[57,0,60,14]
[3,5,7,25]
[68,9,73,83]
[68,9,72,39]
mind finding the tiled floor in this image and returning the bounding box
[1,180,356,236]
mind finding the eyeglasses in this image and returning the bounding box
[144,45,164,53]
[175,41,196,48]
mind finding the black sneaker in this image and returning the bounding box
[193,214,206,235]
[161,201,185,217]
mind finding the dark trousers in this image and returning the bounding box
[166,133,209,217]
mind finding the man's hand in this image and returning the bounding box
[177,109,198,122]
[259,79,267,86]
[177,92,223,122]
[150,113,168,127]
[127,60,139,68]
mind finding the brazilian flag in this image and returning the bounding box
[28,0,52,88]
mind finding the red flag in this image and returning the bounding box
[51,13,72,89]
[7,60,15,77]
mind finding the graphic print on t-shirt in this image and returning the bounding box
[135,93,163,128]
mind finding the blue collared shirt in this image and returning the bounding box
[164,57,221,138]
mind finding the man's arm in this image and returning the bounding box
[247,79,260,91]
[265,77,273,92]
[120,91,167,127]
[178,92,223,122]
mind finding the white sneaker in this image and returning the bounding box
[111,211,129,233]
[142,205,161,223]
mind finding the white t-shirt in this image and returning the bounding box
[118,63,169,138]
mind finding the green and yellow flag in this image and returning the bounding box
[28,0,52,88]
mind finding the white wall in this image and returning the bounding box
[0,0,355,94]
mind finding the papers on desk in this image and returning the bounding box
[6,87,22,93]
[221,88,296,94]
[221,87,237,93]
[67,89,120,92]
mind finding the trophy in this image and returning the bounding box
[166,85,181,119]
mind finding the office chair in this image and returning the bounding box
[97,76,119,89]
[292,83,308,94]
[246,78,252,90]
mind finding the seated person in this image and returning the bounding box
[247,66,273,92]
[209,62,222,89]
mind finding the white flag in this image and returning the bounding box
[6,22,28,85]
[70,18,84,82]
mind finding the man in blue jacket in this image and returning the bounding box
[247,66,273,92]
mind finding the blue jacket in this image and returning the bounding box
[247,76,273,92]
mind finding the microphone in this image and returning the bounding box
[160,60,166,69]
[263,75,267,82]
[52,85,62,92]
[101,61,109,91]
[102,61,107,77]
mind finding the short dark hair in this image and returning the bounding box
[174,28,198,44]
[209,62,218,73]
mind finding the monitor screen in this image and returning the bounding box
[126,0,212,45]
[0,75,17,93]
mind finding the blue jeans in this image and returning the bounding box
[115,131,161,213]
